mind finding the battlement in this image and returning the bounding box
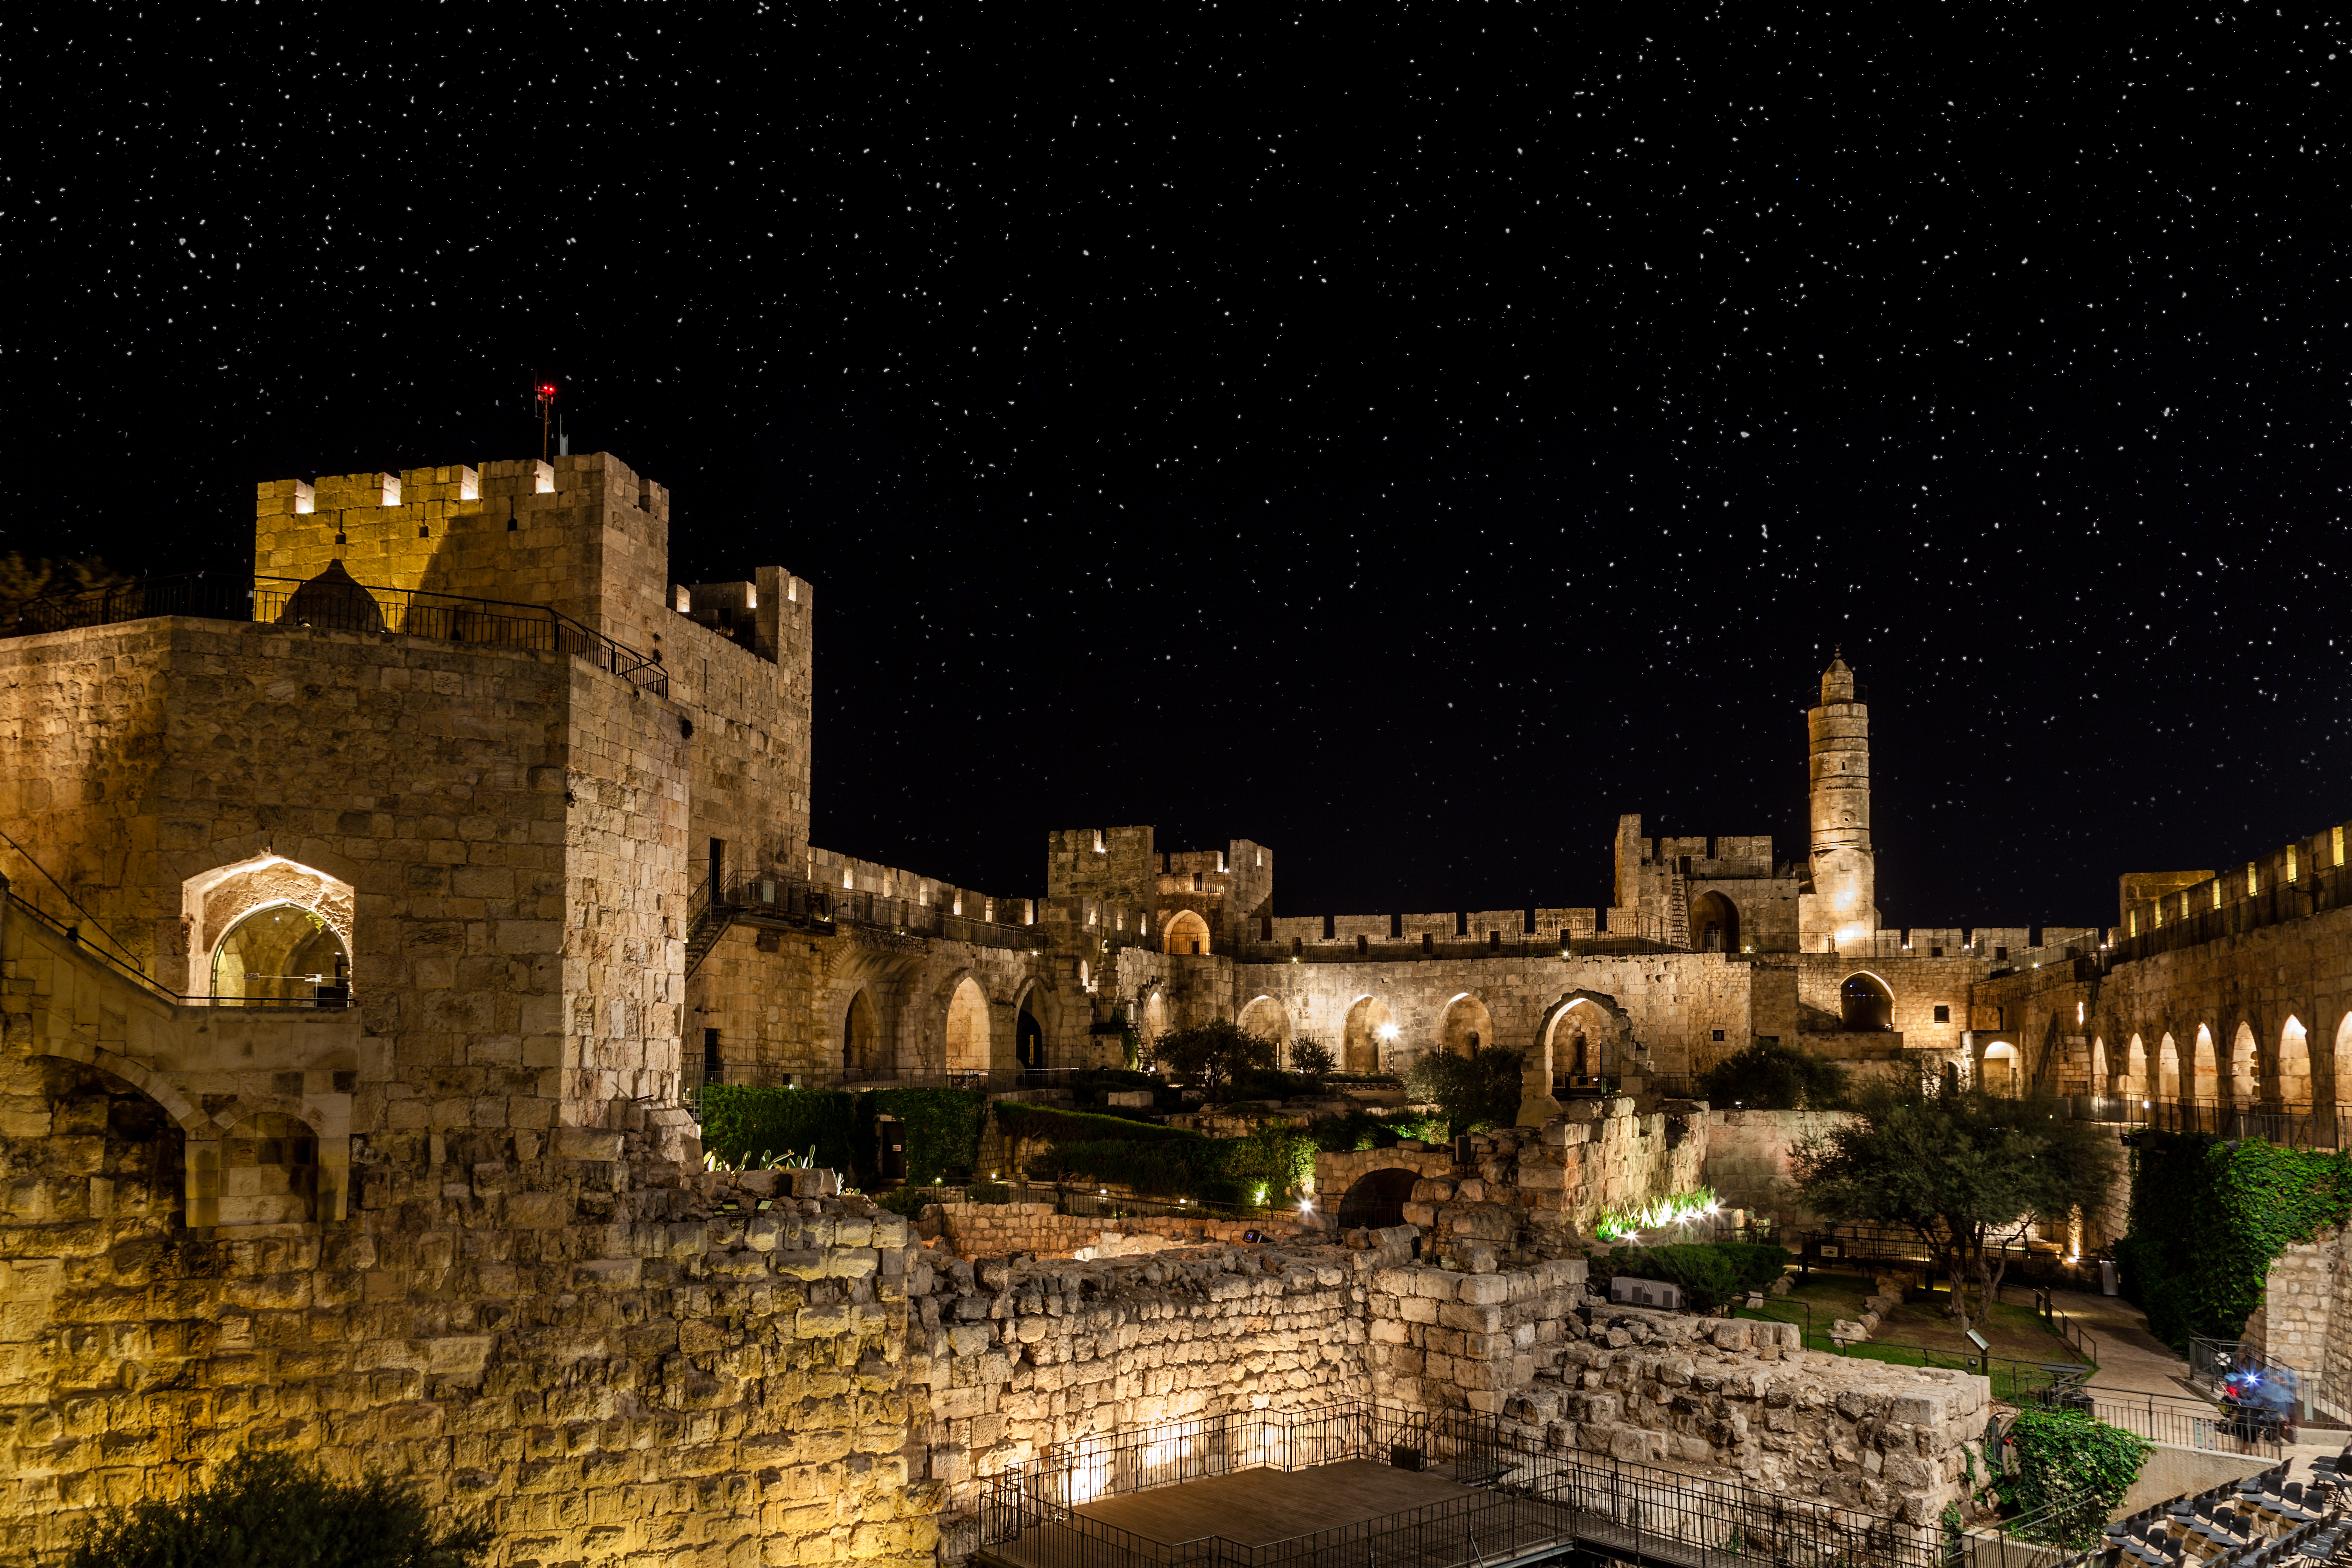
[2119,818,2352,941]
[807,845,1034,928]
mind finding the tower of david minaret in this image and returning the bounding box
[1800,653,1877,954]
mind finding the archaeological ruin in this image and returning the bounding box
[5,449,2350,1564]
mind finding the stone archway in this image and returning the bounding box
[2191,1026,2218,1099]
[1341,996,1395,1074]
[2158,1033,2181,1099]
[1163,910,1210,956]
[2280,1017,2311,1105]
[2125,1034,2148,1100]
[1689,891,1739,954]
[2228,1023,2259,1103]
[1437,993,1493,1057]
[945,975,991,1073]
[1237,995,1291,1052]
[1336,1167,1423,1231]
[1840,972,1895,1032]
[2091,1037,2109,1098]
[182,854,356,1004]
[842,989,881,1079]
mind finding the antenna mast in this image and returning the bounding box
[534,377,559,462]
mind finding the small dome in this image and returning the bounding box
[277,560,385,634]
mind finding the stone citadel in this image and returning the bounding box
[3,448,2349,1563]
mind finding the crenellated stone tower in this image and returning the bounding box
[1799,653,1878,954]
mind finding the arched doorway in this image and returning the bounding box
[211,903,350,1005]
[1689,892,1739,954]
[1840,973,1894,1032]
[843,990,881,1078]
[945,977,990,1073]
[2280,1017,2311,1105]
[2091,1037,2109,1098]
[1982,1042,2017,1096]
[1437,993,1493,1057]
[2335,1014,2352,1112]
[1140,990,1171,1061]
[2125,1034,2148,1099]
[1336,1167,1423,1231]
[1341,996,1395,1074]
[2158,1034,2180,1099]
[2191,1026,2218,1099]
[1546,1000,1602,1083]
[2228,1023,2258,1102]
[1164,910,1210,956]
[1016,1004,1046,1071]
[1237,995,1291,1052]
[221,1111,320,1225]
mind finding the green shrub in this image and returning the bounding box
[1312,1109,1406,1153]
[1604,1241,1790,1313]
[1998,1410,2153,1549]
[58,1447,492,1568]
[873,1187,936,1220]
[867,1088,989,1183]
[1403,1044,1527,1135]
[1699,1039,1848,1110]
[1225,1067,1312,1104]
[699,1086,867,1178]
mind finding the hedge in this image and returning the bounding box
[1028,1124,1318,1206]
[993,1101,1201,1146]
[698,1086,990,1187]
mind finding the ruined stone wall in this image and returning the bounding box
[906,1241,1372,1535]
[917,1201,1310,1261]
[1317,1103,1710,1249]
[2245,1225,2352,1412]
[0,1003,940,1567]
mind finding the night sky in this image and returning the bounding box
[11,8,2349,930]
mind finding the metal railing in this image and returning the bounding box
[2072,1095,2352,1150]
[697,869,1040,952]
[2111,864,2352,966]
[10,571,669,696]
[983,1401,1939,1568]
[2066,1390,2282,1457]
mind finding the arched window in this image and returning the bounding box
[1840,973,1894,1032]
[212,904,350,1006]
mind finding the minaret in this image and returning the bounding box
[1799,652,1877,953]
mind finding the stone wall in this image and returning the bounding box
[1316,1099,1710,1248]
[0,1021,941,1566]
[1704,1109,1854,1229]
[916,1201,1308,1261]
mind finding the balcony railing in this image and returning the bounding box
[11,571,668,696]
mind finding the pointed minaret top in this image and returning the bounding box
[1820,652,1856,704]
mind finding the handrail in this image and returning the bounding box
[0,828,155,982]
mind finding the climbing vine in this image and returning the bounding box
[2116,1131,2352,1347]
[1997,1411,2151,1550]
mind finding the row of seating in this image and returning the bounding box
[2101,1463,2340,1568]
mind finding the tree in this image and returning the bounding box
[1699,1038,1848,1110]
[58,1447,492,1568]
[1288,1035,1336,1084]
[1404,1043,1529,1137]
[0,551,128,626]
[1792,1073,2120,1335]
[1155,1019,1278,1095]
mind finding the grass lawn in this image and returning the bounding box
[1734,1267,2088,1402]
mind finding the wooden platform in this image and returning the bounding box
[1072,1457,1477,1547]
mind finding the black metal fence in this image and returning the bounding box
[2071,1390,2282,1457]
[12,571,670,696]
[982,1401,1939,1568]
